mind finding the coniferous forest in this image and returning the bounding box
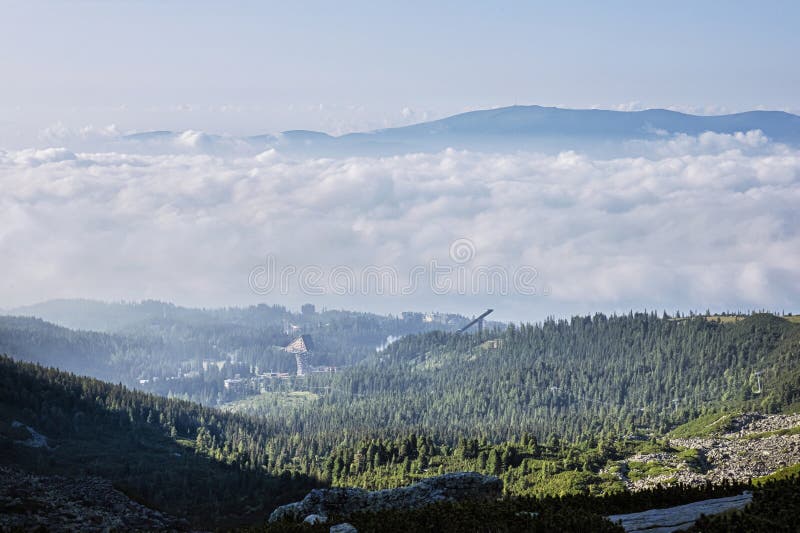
[2,308,800,530]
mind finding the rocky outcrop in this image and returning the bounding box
[329,523,358,533]
[10,421,50,448]
[610,413,800,491]
[726,412,800,434]
[303,513,328,524]
[607,491,752,533]
[269,472,502,523]
[0,465,187,532]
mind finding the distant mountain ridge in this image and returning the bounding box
[84,105,800,156]
[352,106,800,142]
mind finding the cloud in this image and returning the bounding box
[0,133,798,320]
[625,129,772,158]
[38,122,121,144]
[5,147,78,166]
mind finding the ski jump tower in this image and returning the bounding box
[458,309,494,333]
[285,334,314,376]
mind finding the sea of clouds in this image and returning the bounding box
[1,130,798,320]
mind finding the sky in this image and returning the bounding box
[2,1,800,142]
[1,1,799,321]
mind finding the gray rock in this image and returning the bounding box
[304,513,328,524]
[269,472,502,522]
[11,421,49,448]
[330,523,358,533]
[0,465,187,532]
[607,491,752,533]
[605,413,800,491]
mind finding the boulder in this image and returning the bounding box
[304,513,328,524]
[330,523,358,533]
[269,472,502,522]
[607,491,753,533]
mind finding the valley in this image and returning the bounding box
[2,304,800,530]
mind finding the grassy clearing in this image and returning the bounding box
[626,461,677,481]
[672,313,800,324]
[745,425,800,440]
[669,411,738,438]
[222,390,319,414]
[676,448,704,472]
[704,315,747,323]
[753,462,800,486]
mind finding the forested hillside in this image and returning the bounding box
[239,313,800,445]
[3,309,800,529]
[9,300,476,354]
[0,355,320,528]
[0,354,776,532]
[0,300,478,403]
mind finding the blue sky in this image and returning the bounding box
[2,1,799,140]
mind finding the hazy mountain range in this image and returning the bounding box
[51,105,800,156]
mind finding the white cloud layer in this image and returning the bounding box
[1,132,799,320]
